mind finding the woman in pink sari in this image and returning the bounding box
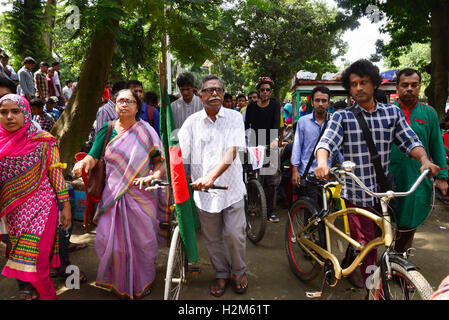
[73,89,169,299]
[0,94,71,300]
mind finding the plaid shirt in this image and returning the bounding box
[33,112,55,132]
[316,102,423,207]
[34,70,49,99]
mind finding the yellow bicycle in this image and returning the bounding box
[285,161,434,300]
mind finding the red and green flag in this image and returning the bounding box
[160,87,200,263]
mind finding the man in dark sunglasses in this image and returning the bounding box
[244,77,282,223]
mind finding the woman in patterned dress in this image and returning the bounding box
[72,89,168,299]
[0,94,71,300]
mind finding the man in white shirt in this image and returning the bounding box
[51,61,65,107]
[62,79,73,102]
[171,72,204,129]
[178,74,248,297]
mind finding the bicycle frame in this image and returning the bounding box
[296,205,391,281]
[293,165,430,282]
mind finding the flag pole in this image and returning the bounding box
[159,2,171,182]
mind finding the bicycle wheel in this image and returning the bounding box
[245,178,267,244]
[164,225,186,300]
[285,199,322,281]
[368,262,434,300]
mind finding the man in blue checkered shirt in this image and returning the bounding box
[314,59,440,293]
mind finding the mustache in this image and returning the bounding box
[208,97,221,102]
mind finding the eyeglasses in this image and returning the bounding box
[117,98,137,105]
[201,87,224,94]
[259,88,271,92]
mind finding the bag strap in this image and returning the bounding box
[349,106,389,191]
[301,117,328,179]
[101,120,115,157]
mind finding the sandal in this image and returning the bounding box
[19,286,39,300]
[210,278,229,297]
[233,273,248,294]
[68,242,88,252]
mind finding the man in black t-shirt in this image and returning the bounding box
[245,77,282,222]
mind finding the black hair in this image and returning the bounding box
[224,93,232,100]
[52,61,59,67]
[0,53,8,59]
[111,80,128,96]
[126,80,143,88]
[0,77,17,94]
[143,91,158,105]
[248,91,257,96]
[396,68,422,85]
[333,100,348,110]
[237,93,247,101]
[342,59,382,91]
[40,61,49,67]
[65,79,73,85]
[311,86,331,101]
[23,56,36,65]
[115,89,142,121]
[29,98,45,108]
[374,89,388,104]
[176,72,195,88]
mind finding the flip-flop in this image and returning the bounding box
[210,279,229,297]
[233,273,248,294]
[68,242,88,252]
[19,286,39,300]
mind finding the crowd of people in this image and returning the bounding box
[1,50,449,300]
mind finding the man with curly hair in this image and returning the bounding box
[314,59,440,292]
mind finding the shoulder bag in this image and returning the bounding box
[87,120,114,198]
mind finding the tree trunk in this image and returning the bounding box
[43,0,56,53]
[51,19,120,170]
[426,1,449,119]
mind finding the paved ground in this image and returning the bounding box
[2,199,449,301]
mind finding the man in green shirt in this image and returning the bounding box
[390,68,449,254]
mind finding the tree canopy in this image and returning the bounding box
[0,0,354,166]
[214,0,347,100]
[336,0,449,116]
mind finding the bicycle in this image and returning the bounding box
[242,147,267,244]
[285,161,435,300]
[146,179,227,300]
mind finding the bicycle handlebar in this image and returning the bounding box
[329,166,432,199]
[148,179,228,191]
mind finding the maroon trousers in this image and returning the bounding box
[344,200,381,284]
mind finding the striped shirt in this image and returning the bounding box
[95,99,118,137]
[33,112,55,132]
[171,94,204,129]
[34,70,49,99]
[316,102,423,207]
